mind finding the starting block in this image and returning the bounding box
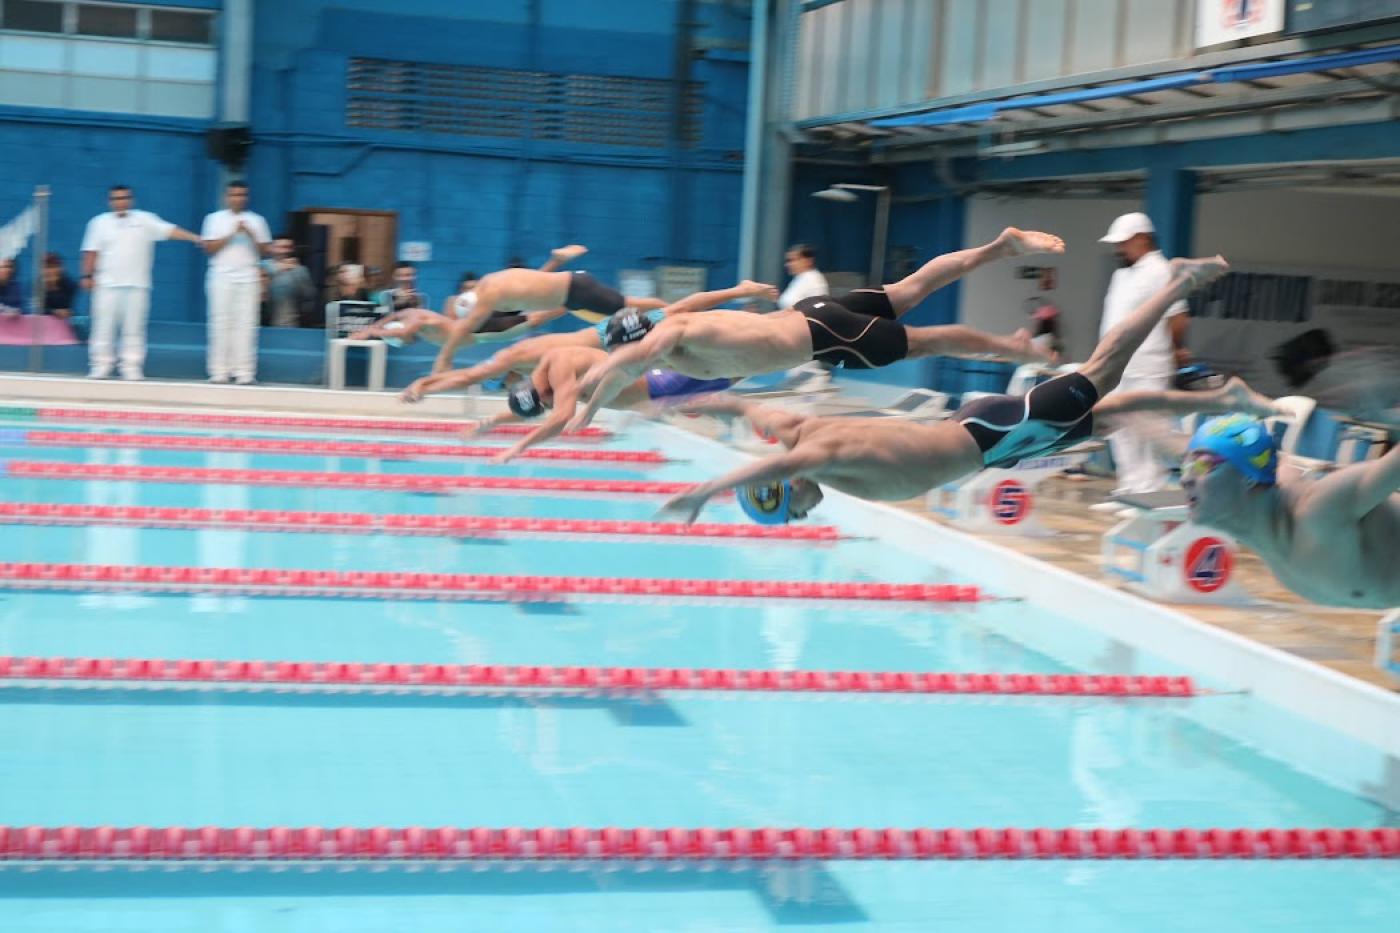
[927,448,1093,536]
[1102,491,1246,603]
[1377,610,1400,684]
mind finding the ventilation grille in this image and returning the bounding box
[346,58,702,148]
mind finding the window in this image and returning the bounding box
[150,9,211,44]
[1,0,65,33]
[74,3,138,38]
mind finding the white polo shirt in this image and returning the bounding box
[778,269,829,309]
[79,210,176,289]
[1099,250,1188,381]
[201,209,271,284]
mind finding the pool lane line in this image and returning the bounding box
[0,562,991,604]
[1,460,708,497]
[1,825,1394,862]
[0,655,1195,698]
[19,430,667,465]
[0,502,844,542]
[0,406,612,440]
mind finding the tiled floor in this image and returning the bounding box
[894,472,1395,691]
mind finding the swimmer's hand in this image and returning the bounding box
[739,280,779,303]
[461,421,493,439]
[400,378,429,403]
[656,488,710,526]
[348,327,374,341]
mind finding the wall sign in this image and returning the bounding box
[1196,0,1286,47]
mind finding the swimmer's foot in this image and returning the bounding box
[551,244,588,264]
[997,227,1066,258]
[738,280,780,303]
[1217,376,1280,417]
[1168,255,1229,292]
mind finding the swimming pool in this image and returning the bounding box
[0,405,1396,932]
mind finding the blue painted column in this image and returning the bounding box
[1145,165,1197,258]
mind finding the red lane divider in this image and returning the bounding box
[0,655,1189,698]
[4,461,701,497]
[3,825,1394,862]
[0,502,841,542]
[34,407,611,439]
[24,431,665,465]
[0,562,984,604]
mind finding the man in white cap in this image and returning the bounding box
[1095,211,1191,497]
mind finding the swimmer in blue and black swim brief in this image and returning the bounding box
[464,345,736,462]
[652,256,1230,525]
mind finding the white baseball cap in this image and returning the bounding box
[1099,212,1156,244]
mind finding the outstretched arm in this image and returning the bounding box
[433,287,500,372]
[567,326,687,432]
[676,394,809,446]
[497,384,580,463]
[665,281,778,316]
[401,352,517,402]
[463,409,521,438]
[1091,376,1283,430]
[657,445,830,525]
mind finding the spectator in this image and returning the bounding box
[777,244,829,309]
[0,258,22,316]
[201,180,271,384]
[382,260,428,312]
[261,235,315,327]
[42,253,75,318]
[326,263,370,303]
[1094,212,1190,498]
[80,183,201,380]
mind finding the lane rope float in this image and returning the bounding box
[0,561,989,604]
[0,501,843,542]
[1,825,1394,862]
[0,655,1194,698]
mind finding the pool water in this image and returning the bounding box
[0,416,1396,931]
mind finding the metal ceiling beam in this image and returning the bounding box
[794,20,1400,130]
[870,76,1390,151]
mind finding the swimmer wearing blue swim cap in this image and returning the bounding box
[736,480,824,525]
[1183,414,1278,487]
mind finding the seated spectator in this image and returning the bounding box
[0,258,23,316]
[382,260,428,312]
[325,263,370,304]
[42,253,75,318]
[261,235,316,327]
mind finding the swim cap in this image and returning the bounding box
[382,320,406,348]
[602,309,655,350]
[508,384,546,419]
[1187,414,1277,485]
[737,481,793,525]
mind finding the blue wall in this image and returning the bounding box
[0,0,752,323]
[247,0,752,308]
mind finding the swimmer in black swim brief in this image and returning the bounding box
[654,256,1229,524]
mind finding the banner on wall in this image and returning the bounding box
[1195,0,1287,47]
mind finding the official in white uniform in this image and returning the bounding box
[79,184,200,380]
[1097,212,1191,495]
[777,243,829,309]
[201,181,271,384]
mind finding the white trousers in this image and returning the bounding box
[88,286,150,376]
[1106,373,1173,495]
[206,275,261,381]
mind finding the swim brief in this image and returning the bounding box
[952,372,1099,468]
[564,271,627,315]
[644,370,733,400]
